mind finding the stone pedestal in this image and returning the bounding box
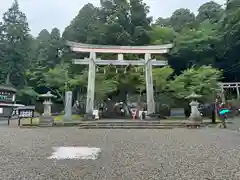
[39,115,54,127]
[64,91,72,121]
[39,101,53,127]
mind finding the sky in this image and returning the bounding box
[0,0,225,36]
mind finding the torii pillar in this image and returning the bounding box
[145,53,155,114]
[86,52,96,114]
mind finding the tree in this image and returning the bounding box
[95,73,119,100]
[0,0,31,87]
[226,0,240,11]
[43,63,72,101]
[34,28,62,69]
[170,20,220,73]
[48,28,63,68]
[16,86,39,104]
[98,0,133,45]
[0,22,6,84]
[28,28,63,91]
[129,0,152,45]
[169,8,196,32]
[35,29,51,68]
[63,3,101,44]
[217,0,240,81]
[197,1,223,23]
[153,66,174,92]
[149,26,177,44]
[169,66,222,100]
[154,17,170,27]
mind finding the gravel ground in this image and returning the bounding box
[226,117,240,131]
[0,127,240,180]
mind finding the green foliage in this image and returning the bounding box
[63,3,101,43]
[0,0,31,87]
[149,26,177,44]
[153,17,170,27]
[0,0,239,105]
[153,66,174,92]
[169,66,222,100]
[16,86,39,104]
[44,64,68,91]
[63,0,151,46]
[215,0,240,77]
[169,8,196,32]
[95,73,118,100]
[197,1,223,23]
[17,86,39,97]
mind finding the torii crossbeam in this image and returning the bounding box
[67,41,173,115]
[73,59,167,66]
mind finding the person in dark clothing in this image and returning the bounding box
[211,103,216,124]
[142,111,146,120]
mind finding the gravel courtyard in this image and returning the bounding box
[1,127,240,180]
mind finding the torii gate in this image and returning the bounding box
[66,41,173,115]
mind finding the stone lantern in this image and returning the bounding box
[38,91,56,127]
[185,92,203,127]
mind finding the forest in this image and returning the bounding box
[0,0,239,106]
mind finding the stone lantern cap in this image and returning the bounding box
[39,91,56,99]
[185,92,202,100]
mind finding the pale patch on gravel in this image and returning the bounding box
[48,147,101,160]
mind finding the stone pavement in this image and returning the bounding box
[0,127,240,179]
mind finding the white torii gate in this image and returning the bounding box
[67,41,173,115]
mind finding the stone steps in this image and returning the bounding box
[77,119,212,129]
[78,120,188,129]
[79,123,184,126]
[80,120,180,124]
[79,125,174,129]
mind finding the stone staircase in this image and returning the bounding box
[78,120,191,129]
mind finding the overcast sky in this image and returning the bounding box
[0,0,225,36]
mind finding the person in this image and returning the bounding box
[93,109,100,120]
[218,104,231,128]
[72,100,80,114]
[132,109,137,120]
[139,109,143,120]
[138,107,146,120]
[211,103,216,123]
[119,102,125,117]
[142,110,146,120]
[99,103,104,119]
